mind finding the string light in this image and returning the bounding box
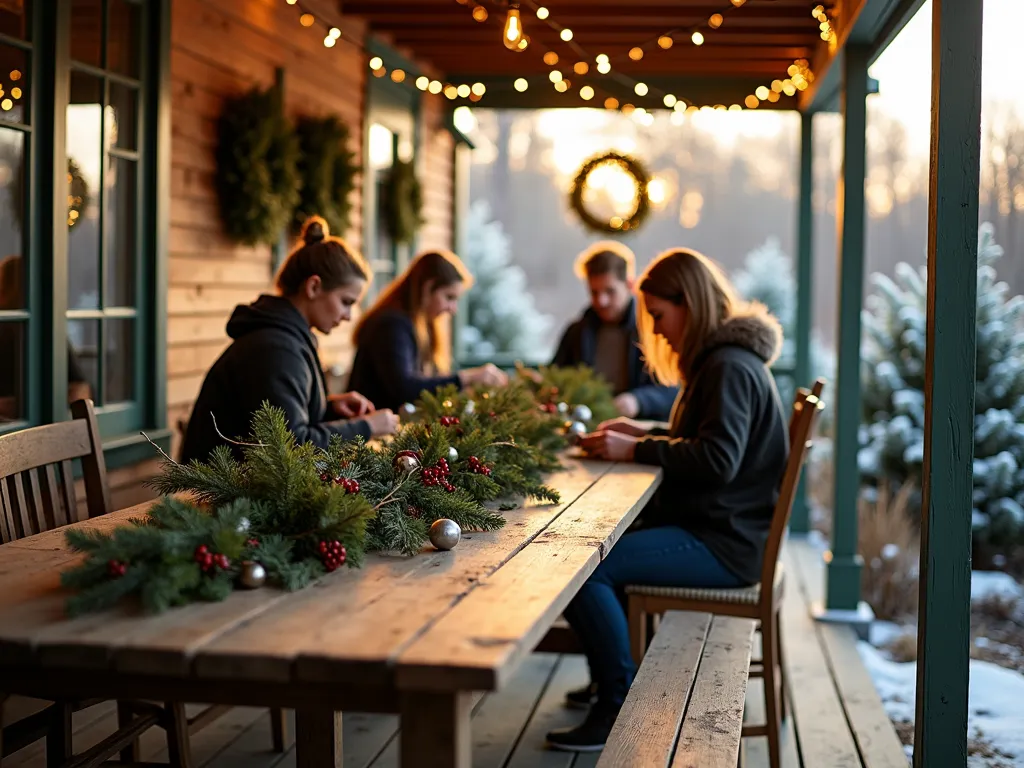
[657,35,673,49]
[709,13,724,28]
[416,76,429,90]
[514,77,529,91]
[543,51,559,65]
[574,61,589,75]
[580,85,594,100]
[445,85,458,99]
[323,35,336,47]
[755,86,770,100]
[596,61,611,74]
[299,12,314,26]
[595,53,609,65]
[691,31,704,45]
[471,82,486,96]
[471,5,488,21]
[328,27,341,39]
[286,0,297,4]
[536,6,549,19]
[9,70,20,81]
[731,0,746,5]
[628,47,644,61]
[503,0,524,50]
[554,80,569,92]
[663,93,677,107]
[549,70,563,83]
[428,80,443,94]
[560,28,573,41]
[391,69,406,83]
[813,5,838,52]
[369,56,383,70]
[745,94,759,109]
[457,84,471,97]
[634,82,648,96]
[604,97,618,110]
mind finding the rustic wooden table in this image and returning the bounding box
[0,458,661,768]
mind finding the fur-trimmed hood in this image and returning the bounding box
[697,303,783,367]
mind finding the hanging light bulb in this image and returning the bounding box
[503,1,524,50]
[691,31,705,46]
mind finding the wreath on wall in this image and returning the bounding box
[292,116,360,237]
[214,85,300,246]
[384,159,424,246]
[4,154,88,231]
[569,151,651,234]
[67,158,89,229]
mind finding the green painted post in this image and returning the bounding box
[789,110,815,534]
[825,46,869,611]
[914,0,983,763]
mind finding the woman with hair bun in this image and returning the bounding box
[180,217,399,463]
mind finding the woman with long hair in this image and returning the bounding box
[546,248,789,752]
[347,249,508,410]
[180,217,399,463]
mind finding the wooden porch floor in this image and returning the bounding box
[5,540,900,768]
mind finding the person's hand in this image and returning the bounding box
[613,392,640,418]
[598,417,648,437]
[579,430,639,461]
[330,391,374,418]
[460,363,509,389]
[364,408,399,437]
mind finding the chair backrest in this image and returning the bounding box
[0,399,110,543]
[787,378,825,447]
[760,385,825,591]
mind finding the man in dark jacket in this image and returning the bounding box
[551,243,677,420]
[180,295,388,464]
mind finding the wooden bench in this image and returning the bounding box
[598,610,756,768]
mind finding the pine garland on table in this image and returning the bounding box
[59,365,617,615]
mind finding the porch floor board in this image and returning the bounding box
[6,540,901,768]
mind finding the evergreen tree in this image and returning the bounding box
[859,223,1024,546]
[458,200,553,361]
[732,237,835,421]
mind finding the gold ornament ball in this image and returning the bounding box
[429,519,462,551]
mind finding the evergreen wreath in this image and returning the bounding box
[66,158,89,229]
[214,85,300,246]
[384,159,424,245]
[569,151,651,234]
[292,115,359,236]
[59,366,616,615]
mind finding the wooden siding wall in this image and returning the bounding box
[98,0,456,512]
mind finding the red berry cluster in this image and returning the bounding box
[422,457,456,492]
[334,476,360,494]
[468,456,492,476]
[107,559,127,578]
[194,545,230,573]
[318,539,347,571]
[439,415,460,426]
[406,505,422,519]
[246,538,259,547]
[540,403,558,414]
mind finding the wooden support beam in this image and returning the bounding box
[914,0,984,764]
[789,110,815,534]
[825,44,869,612]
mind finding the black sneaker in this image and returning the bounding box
[546,706,618,752]
[564,682,598,710]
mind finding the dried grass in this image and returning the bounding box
[859,482,920,622]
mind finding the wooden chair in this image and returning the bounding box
[625,383,825,768]
[0,400,289,765]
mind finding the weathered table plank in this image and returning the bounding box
[395,464,662,692]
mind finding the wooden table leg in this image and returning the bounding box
[295,709,343,768]
[400,691,473,768]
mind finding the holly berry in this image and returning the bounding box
[320,471,331,483]
[247,538,259,547]
[468,456,492,476]
[318,539,347,571]
[439,416,460,427]
[334,477,360,494]
[407,505,422,519]
[107,559,127,578]
[443,482,456,493]
[489,411,497,419]
[214,553,230,570]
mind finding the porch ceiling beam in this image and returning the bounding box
[800,0,926,112]
[387,30,817,44]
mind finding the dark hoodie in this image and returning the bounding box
[551,298,678,420]
[179,295,371,464]
[633,306,788,585]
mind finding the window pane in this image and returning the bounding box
[0,321,25,423]
[107,82,137,150]
[107,0,141,79]
[0,0,30,40]
[0,46,29,125]
[67,71,102,310]
[67,319,98,403]
[0,128,24,279]
[70,0,102,68]
[104,318,133,403]
[105,156,135,307]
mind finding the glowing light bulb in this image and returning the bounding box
[628,47,644,61]
[457,84,471,98]
[472,82,486,96]
[596,53,609,65]
[536,6,549,19]
[658,35,673,49]
[554,80,568,92]
[369,56,383,70]
[729,104,742,111]
[574,61,589,75]
[691,31,704,45]
[543,51,559,65]
[709,14,723,28]
[731,0,746,5]
[503,2,524,50]
[634,82,648,96]
[518,36,529,50]
[755,85,770,100]
[428,80,443,94]
[604,97,619,110]
[323,36,336,47]
[514,78,529,92]
[560,28,573,41]
[597,61,611,74]
[10,87,21,99]
[391,69,406,83]
[299,13,314,26]
[445,85,459,99]
[580,85,594,100]
[472,5,488,22]
[549,70,563,83]
[745,95,760,108]
[329,27,341,39]
[663,93,677,108]
[416,76,429,90]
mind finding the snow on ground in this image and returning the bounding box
[972,571,1024,603]
[860,642,1024,766]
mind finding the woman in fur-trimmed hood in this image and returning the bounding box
[547,248,789,753]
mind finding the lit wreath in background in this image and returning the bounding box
[569,151,651,234]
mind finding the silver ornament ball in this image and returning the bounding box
[238,561,266,589]
[572,404,593,423]
[400,402,417,416]
[567,421,588,445]
[236,517,251,533]
[448,446,459,463]
[557,401,569,414]
[428,518,462,551]
[394,454,420,474]
[463,399,476,415]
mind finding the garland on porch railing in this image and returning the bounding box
[59,365,615,616]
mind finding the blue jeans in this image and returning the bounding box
[562,526,744,710]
